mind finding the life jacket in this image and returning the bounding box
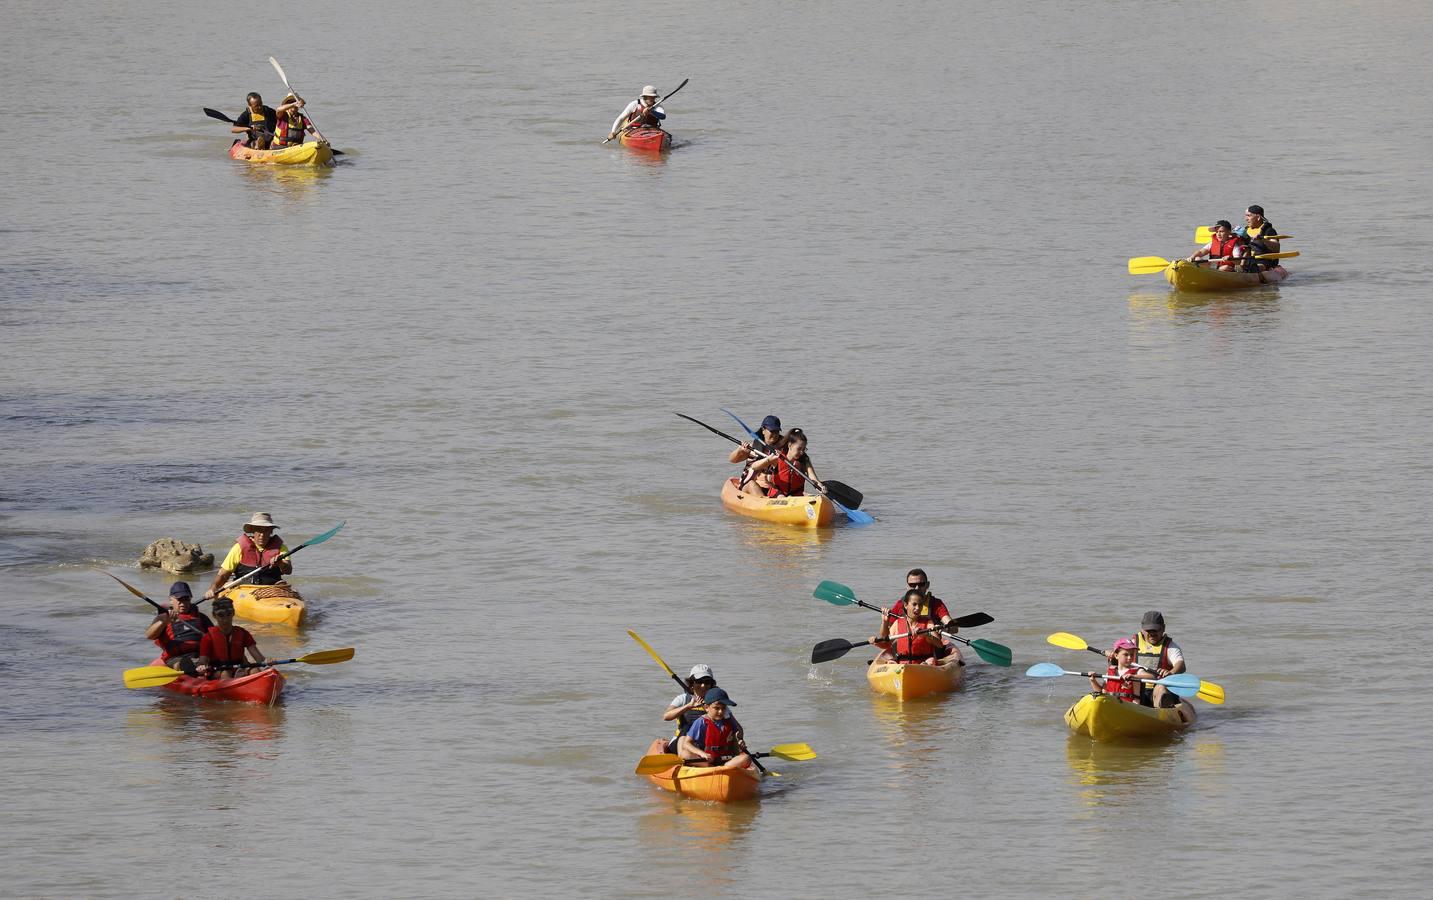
[766,455,807,497]
[158,612,212,659]
[672,693,706,737]
[1132,633,1172,672]
[202,625,253,664]
[274,112,308,147]
[629,102,662,129]
[1239,221,1278,264]
[698,714,738,757]
[1209,234,1242,258]
[234,534,284,584]
[1104,665,1141,702]
[889,616,940,662]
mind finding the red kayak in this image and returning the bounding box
[619,127,672,152]
[148,658,284,705]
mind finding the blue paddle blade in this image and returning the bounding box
[1160,674,1200,697]
[842,507,875,526]
[720,408,759,441]
[1025,663,1066,678]
[812,580,856,605]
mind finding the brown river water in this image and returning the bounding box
[2,0,1431,897]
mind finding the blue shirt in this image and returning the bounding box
[685,715,741,747]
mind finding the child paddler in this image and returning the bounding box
[144,582,214,674]
[676,689,752,769]
[195,597,271,677]
[1090,639,1151,701]
[661,665,718,753]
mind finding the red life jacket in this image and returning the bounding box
[201,626,254,664]
[1104,665,1140,702]
[1209,234,1242,258]
[698,715,738,757]
[156,612,212,659]
[629,102,661,128]
[234,534,284,583]
[274,113,309,147]
[889,616,940,661]
[766,456,806,497]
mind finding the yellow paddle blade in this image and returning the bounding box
[297,647,354,665]
[123,665,184,689]
[1128,256,1173,275]
[1046,632,1091,651]
[635,753,683,775]
[769,743,817,761]
[1198,680,1226,705]
[626,630,678,680]
[1254,250,1299,260]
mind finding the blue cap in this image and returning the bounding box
[760,415,781,432]
[169,582,193,599]
[703,687,737,707]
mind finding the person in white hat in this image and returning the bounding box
[204,513,292,600]
[608,85,666,140]
[659,664,718,753]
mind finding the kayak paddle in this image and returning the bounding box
[719,409,866,512]
[812,580,996,628]
[1128,251,1300,275]
[635,743,816,776]
[627,629,690,694]
[123,665,189,689]
[100,570,167,612]
[1024,662,1200,698]
[1196,226,1291,243]
[268,56,339,151]
[122,647,354,689]
[216,521,345,595]
[603,78,689,144]
[811,623,945,664]
[1046,632,1224,704]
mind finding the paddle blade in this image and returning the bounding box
[970,638,1013,667]
[952,612,994,629]
[812,580,857,606]
[124,665,184,689]
[1025,662,1066,678]
[102,570,152,600]
[1195,226,1212,243]
[768,743,817,761]
[1046,632,1091,652]
[1198,680,1226,705]
[299,521,346,549]
[203,107,236,123]
[635,753,682,775]
[840,506,875,526]
[719,408,759,441]
[1254,250,1300,260]
[823,480,863,510]
[296,647,354,665]
[269,56,292,89]
[1159,673,1201,698]
[627,630,678,679]
[811,638,855,664]
[1128,256,1174,275]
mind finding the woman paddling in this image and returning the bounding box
[272,93,324,149]
[747,428,824,498]
[873,589,949,665]
[661,665,718,753]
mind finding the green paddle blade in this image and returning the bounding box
[123,665,185,689]
[300,521,346,548]
[970,638,1013,667]
[1046,632,1090,651]
[635,753,682,775]
[813,580,857,606]
[768,743,817,761]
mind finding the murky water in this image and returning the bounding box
[3,0,1431,896]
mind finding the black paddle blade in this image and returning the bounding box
[951,612,994,628]
[823,480,863,510]
[811,638,856,664]
[203,107,237,124]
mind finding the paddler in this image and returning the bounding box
[676,688,752,769]
[1090,638,1150,701]
[607,85,666,141]
[887,568,956,631]
[1237,204,1280,264]
[271,93,324,149]
[1106,611,1187,709]
[728,415,783,490]
[204,513,291,601]
[195,597,271,677]
[231,93,279,149]
[746,428,825,498]
[1188,220,1248,271]
[144,582,214,674]
[661,665,718,753]
[873,588,950,664]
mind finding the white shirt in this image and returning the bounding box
[611,100,665,135]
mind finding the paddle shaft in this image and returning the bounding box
[217,522,344,595]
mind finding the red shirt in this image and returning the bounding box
[199,626,256,664]
[890,595,950,621]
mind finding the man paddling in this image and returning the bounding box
[204,513,291,600]
[888,568,956,631]
[144,582,214,674]
[608,85,666,141]
[231,93,279,149]
[1237,204,1280,266]
[1106,611,1186,709]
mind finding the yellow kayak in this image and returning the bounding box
[719,477,835,528]
[229,139,334,166]
[866,642,964,700]
[1064,693,1193,741]
[640,740,762,802]
[226,582,306,627]
[1165,260,1288,291]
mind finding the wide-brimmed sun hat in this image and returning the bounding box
[641,85,659,97]
[243,512,279,532]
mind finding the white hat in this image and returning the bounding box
[688,664,714,680]
[242,512,279,532]
[641,85,659,97]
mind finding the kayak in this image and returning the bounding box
[619,127,672,152]
[1064,692,1193,741]
[229,582,305,627]
[147,658,284,705]
[720,477,835,528]
[229,139,334,166]
[1165,260,1288,291]
[640,740,762,802]
[867,642,965,701]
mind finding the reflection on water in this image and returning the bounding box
[1064,732,1186,811]
[634,790,760,889]
[126,698,287,762]
[867,685,964,766]
[725,514,833,575]
[236,160,333,201]
[1127,289,1283,323]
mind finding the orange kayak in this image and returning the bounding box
[148,658,284,705]
[866,642,965,700]
[619,127,672,152]
[720,477,835,528]
[640,740,762,802]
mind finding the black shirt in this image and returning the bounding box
[234,106,277,134]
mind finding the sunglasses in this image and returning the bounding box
[908,580,928,588]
